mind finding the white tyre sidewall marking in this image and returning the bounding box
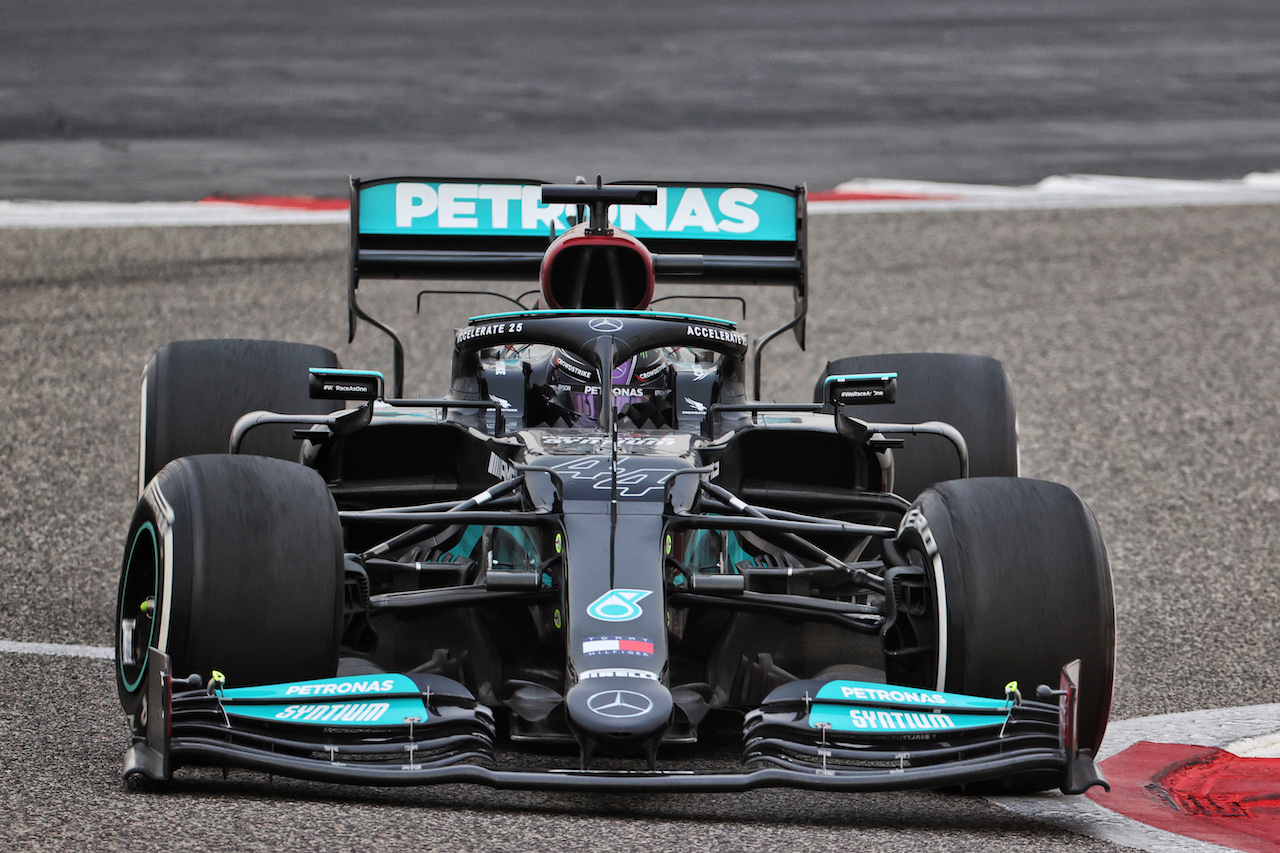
[899,507,948,692]
[1013,412,1021,477]
[138,372,148,499]
[144,479,177,656]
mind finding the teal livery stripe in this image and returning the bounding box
[359,182,797,241]
[809,703,1007,734]
[221,674,428,727]
[813,680,1012,713]
[466,308,738,329]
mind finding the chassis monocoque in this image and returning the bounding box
[116,178,1115,795]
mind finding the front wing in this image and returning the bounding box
[123,650,1107,795]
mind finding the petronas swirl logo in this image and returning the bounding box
[586,589,653,622]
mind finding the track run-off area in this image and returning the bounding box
[2,183,1280,851]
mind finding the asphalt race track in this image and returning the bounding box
[4,0,1280,199]
[2,201,1279,850]
[5,0,1280,849]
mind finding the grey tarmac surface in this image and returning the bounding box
[3,0,1280,200]
[3,203,1280,849]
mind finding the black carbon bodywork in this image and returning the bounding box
[120,180,1110,797]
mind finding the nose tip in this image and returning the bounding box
[565,679,673,754]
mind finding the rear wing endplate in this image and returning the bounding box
[348,177,807,396]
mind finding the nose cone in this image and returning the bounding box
[566,678,673,755]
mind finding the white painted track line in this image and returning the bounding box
[0,200,347,229]
[0,639,113,659]
[813,172,1280,213]
[3,173,1280,228]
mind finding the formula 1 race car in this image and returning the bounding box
[116,177,1115,795]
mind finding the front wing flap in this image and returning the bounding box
[744,664,1105,794]
[123,650,1106,794]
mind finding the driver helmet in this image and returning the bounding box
[550,349,667,425]
[539,223,666,424]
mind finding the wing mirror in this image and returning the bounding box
[821,372,897,410]
[309,368,384,402]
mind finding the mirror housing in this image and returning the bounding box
[309,368,383,402]
[821,372,897,411]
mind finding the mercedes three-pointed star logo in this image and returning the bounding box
[586,689,653,719]
[588,317,625,332]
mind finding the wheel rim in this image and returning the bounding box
[118,521,160,692]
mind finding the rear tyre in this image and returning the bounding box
[895,477,1115,792]
[139,339,341,493]
[817,353,1017,500]
[116,455,344,731]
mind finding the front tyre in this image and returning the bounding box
[894,477,1115,790]
[116,455,344,731]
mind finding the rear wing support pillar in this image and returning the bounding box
[348,177,407,396]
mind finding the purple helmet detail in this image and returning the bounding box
[568,356,638,423]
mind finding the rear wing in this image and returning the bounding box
[348,177,807,397]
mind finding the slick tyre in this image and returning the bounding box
[896,477,1115,791]
[139,339,341,494]
[816,353,1017,500]
[116,454,344,731]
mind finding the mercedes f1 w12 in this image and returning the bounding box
[116,177,1115,795]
